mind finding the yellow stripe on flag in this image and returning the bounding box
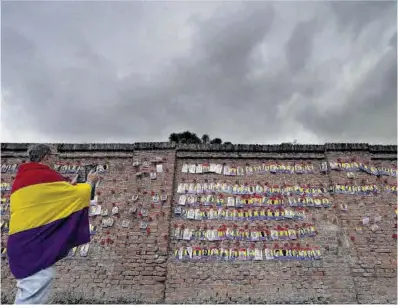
[9,182,91,235]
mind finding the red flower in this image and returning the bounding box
[350,236,355,241]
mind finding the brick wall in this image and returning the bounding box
[1,143,397,304]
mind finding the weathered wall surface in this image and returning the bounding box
[1,143,397,304]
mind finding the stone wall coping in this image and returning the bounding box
[1,142,397,154]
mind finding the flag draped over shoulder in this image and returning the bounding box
[7,163,92,279]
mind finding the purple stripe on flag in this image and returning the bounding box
[7,208,90,279]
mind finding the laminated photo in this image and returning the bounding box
[156,164,163,173]
[195,164,203,174]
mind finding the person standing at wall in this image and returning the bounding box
[7,144,99,304]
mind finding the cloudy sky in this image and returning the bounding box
[1,1,397,144]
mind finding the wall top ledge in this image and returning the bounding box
[1,142,397,154]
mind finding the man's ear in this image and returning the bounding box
[41,154,52,166]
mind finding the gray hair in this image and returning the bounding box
[27,144,53,162]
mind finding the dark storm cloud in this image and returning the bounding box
[390,31,397,47]
[1,1,397,144]
[285,19,319,73]
[329,1,394,38]
[296,45,397,143]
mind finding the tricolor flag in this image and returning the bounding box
[7,163,92,279]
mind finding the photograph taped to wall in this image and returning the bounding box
[194,163,202,174]
[121,220,130,228]
[0,183,11,192]
[188,164,196,173]
[156,164,163,173]
[140,221,148,229]
[1,164,18,173]
[89,205,101,216]
[80,243,90,257]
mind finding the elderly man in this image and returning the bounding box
[7,144,99,304]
